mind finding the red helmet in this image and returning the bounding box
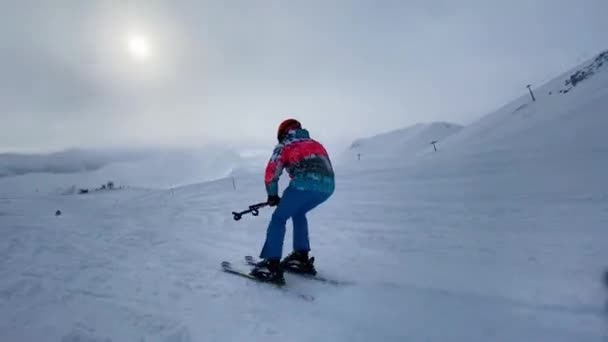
[277,118,301,141]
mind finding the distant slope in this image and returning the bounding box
[0,149,136,178]
[340,49,608,172]
[441,49,608,156]
[342,122,463,164]
[0,146,259,195]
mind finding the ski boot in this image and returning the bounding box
[249,258,285,285]
[280,251,317,275]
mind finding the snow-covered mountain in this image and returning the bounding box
[0,148,137,178]
[0,146,265,196]
[1,50,607,342]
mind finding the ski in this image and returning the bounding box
[221,261,284,286]
[244,255,350,286]
[220,261,314,301]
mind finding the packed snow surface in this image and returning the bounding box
[2,51,608,341]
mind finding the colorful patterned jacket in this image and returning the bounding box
[264,128,335,196]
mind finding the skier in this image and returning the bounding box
[250,118,335,283]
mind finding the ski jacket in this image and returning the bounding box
[264,128,335,196]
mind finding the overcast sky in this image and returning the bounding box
[1,0,607,153]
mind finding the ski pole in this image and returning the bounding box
[232,202,269,221]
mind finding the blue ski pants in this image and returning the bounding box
[260,186,332,260]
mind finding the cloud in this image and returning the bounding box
[1,0,607,152]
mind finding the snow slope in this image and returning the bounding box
[440,50,608,156]
[1,51,608,341]
[342,121,463,165]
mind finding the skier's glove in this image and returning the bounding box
[267,195,280,207]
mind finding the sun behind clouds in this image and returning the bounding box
[126,33,151,61]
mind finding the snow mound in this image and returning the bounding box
[342,122,463,164]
